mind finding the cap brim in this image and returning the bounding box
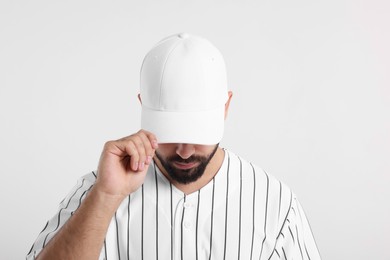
[141,105,224,145]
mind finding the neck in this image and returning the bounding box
[154,147,225,195]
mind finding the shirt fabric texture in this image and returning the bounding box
[27,149,321,259]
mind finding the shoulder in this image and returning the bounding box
[75,170,98,188]
[225,149,292,196]
[82,170,98,182]
[58,171,97,205]
[225,149,294,224]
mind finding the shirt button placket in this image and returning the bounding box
[181,198,196,258]
[183,201,193,230]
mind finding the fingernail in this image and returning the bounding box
[139,162,145,170]
[152,140,158,148]
[146,156,152,164]
[133,162,138,171]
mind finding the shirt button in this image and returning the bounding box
[184,221,191,229]
[184,202,192,208]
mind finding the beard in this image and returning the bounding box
[155,144,219,185]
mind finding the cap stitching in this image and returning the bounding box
[158,39,183,109]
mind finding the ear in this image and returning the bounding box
[138,93,142,104]
[224,91,233,120]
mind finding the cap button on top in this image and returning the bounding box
[178,33,189,39]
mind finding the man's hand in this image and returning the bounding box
[36,130,158,260]
[95,129,158,199]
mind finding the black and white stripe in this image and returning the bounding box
[27,172,96,258]
[27,150,321,260]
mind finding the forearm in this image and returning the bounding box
[36,187,124,260]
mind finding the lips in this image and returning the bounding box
[172,161,200,170]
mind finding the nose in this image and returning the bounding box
[176,144,195,159]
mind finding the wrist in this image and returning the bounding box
[88,186,126,214]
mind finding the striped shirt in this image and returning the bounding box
[27,149,321,259]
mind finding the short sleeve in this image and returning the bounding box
[269,195,321,260]
[26,172,97,259]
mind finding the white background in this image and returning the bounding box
[1,0,389,259]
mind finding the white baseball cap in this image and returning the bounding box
[140,33,229,145]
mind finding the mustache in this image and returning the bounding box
[167,155,205,164]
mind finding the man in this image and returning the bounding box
[27,33,321,259]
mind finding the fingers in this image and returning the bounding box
[129,130,158,171]
[130,135,147,171]
[108,130,158,172]
[122,141,139,171]
[142,130,159,150]
[137,133,153,166]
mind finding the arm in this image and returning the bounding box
[35,130,158,260]
[36,187,123,259]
